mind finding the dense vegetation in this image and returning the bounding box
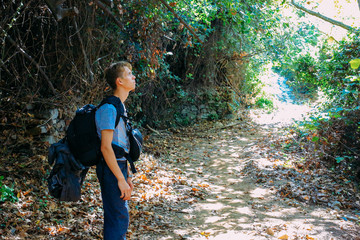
[277,33,360,181]
[0,0,279,127]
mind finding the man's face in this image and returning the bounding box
[118,66,136,91]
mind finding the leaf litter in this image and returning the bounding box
[1,115,360,239]
[0,126,210,239]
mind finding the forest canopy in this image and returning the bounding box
[1,0,298,126]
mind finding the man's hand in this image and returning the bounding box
[118,179,132,200]
[127,177,134,191]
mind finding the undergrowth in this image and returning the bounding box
[287,34,360,182]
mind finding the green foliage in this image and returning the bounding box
[289,35,360,178]
[0,176,18,203]
[123,0,291,126]
[255,96,274,109]
[285,53,319,98]
[349,59,360,70]
[315,37,360,94]
[241,60,266,106]
[271,12,322,98]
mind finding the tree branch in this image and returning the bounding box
[93,0,122,28]
[100,0,114,8]
[5,35,57,95]
[290,0,355,31]
[158,0,204,44]
[73,19,94,83]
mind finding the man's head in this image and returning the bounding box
[105,61,133,90]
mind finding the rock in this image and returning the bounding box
[199,113,210,119]
[44,135,56,145]
[330,201,342,208]
[50,109,59,124]
[210,110,217,116]
[266,228,275,236]
[56,120,66,131]
[224,113,235,120]
[181,105,198,121]
[40,126,48,134]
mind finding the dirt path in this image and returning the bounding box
[139,114,360,240]
[1,110,358,240]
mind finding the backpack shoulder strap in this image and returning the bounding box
[98,96,127,127]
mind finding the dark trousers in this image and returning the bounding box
[96,160,129,240]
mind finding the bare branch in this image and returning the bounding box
[5,35,57,95]
[290,0,355,31]
[73,19,94,83]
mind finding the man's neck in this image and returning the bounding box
[113,88,129,103]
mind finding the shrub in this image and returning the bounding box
[0,176,18,203]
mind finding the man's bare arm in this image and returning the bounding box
[101,129,132,200]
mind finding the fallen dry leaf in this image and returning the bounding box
[278,234,289,240]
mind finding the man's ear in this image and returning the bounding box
[117,77,123,86]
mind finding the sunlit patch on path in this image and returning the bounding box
[138,69,360,239]
[250,69,313,127]
[147,117,359,240]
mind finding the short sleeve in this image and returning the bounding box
[95,104,116,131]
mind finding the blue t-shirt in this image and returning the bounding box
[95,103,129,161]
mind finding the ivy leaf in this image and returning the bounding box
[349,59,360,70]
[335,157,344,163]
[311,136,319,142]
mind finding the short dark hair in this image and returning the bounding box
[104,61,132,89]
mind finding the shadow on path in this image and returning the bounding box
[158,120,359,240]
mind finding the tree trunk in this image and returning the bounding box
[358,0,360,12]
[290,0,355,31]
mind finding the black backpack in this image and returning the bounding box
[47,139,88,202]
[66,95,142,173]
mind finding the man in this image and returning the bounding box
[95,61,136,239]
